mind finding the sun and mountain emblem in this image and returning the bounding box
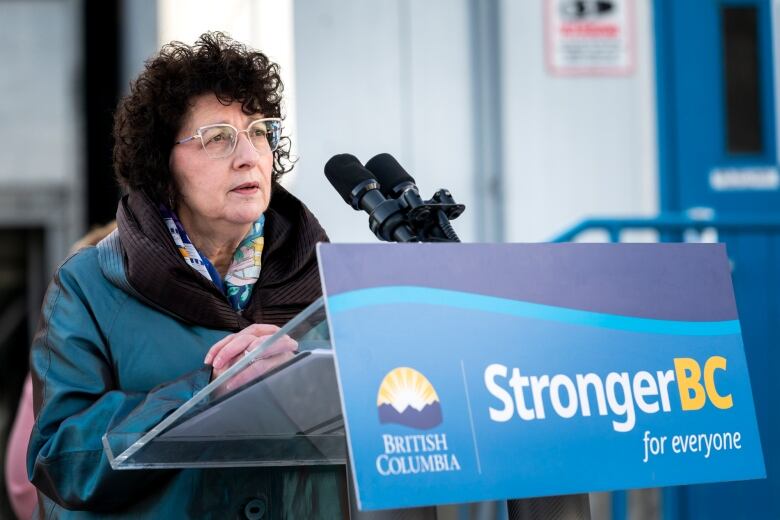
[377,367,443,429]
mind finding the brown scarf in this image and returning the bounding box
[116,185,329,331]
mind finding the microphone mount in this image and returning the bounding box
[392,187,464,243]
[366,197,417,243]
[324,152,465,243]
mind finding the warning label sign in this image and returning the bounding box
[546,0,634,75]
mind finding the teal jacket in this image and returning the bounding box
[28,192,346,519]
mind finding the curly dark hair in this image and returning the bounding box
[113,31,293,204]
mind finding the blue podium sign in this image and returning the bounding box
[317,243,765,511]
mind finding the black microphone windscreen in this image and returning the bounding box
[365,153,416,195]
[324,154,377,205]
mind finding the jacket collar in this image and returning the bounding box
[116,185,328,331]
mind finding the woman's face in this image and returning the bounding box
[169,93,274,235]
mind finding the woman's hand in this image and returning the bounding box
[204,324,298,384]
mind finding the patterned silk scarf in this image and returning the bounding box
[159,205,265,311]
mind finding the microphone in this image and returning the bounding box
[324,154,416,242]
[365,153,463,243]
[324,153,384,210]
[364,153,417,198]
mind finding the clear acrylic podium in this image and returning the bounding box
[102,297,590,520]
[103,297,344,470]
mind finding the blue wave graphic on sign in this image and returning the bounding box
[328,286,741,336]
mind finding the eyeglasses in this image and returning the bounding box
[175,118,282,159]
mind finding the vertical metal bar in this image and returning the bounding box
[772,0,780,160]
[628,489,660,520]
[661,485,681,520]
[612,490,627,520]
[757,0,778,163]
[120,0,158,95]
[589,492,611,520]
[652,0,680,212]
[469,0,505,242]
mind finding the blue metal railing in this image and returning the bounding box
[552,213,780,243]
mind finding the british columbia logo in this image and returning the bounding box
[377,367,443,429]
[374,367,460,476]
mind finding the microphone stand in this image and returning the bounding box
[393,188,464,243]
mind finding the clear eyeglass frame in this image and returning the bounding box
[175,118,282,159]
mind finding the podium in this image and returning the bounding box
[101,243,764,518]
[102,296,589,519]
[103,298,343,470]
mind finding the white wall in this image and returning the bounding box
[291,0,477,242]
[0,0,85,267]
[500,0,659,242]
[0,0,82,186]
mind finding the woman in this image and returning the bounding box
[27,32,344,518]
